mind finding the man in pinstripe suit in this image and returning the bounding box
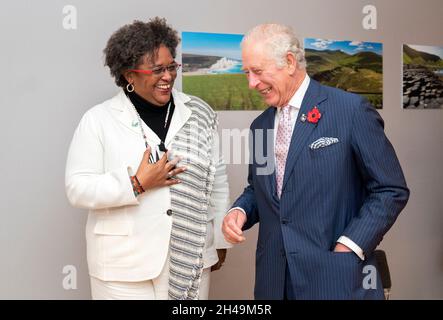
[222,23,409,299]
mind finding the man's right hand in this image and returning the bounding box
[222,209,247,244]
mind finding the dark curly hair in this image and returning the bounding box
[103,17,180,88]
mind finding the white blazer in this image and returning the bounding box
[65,89,231,282]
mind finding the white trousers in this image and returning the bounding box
[90,255,211,300]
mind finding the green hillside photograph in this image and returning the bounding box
[182,31,267,110]
[304,38,383,109]
[403,44,443,109]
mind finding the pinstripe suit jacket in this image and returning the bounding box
[232,79,409,299]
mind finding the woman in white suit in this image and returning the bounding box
[65,17,231,300]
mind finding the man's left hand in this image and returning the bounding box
[211,249,227,272]
[333,243,352,252]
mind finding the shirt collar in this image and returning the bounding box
[287,74,310,109]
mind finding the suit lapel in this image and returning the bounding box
[109,91,142,134]
[109,90,191,151]
[262,107,277,199]
[110,91,161,145]
[281,80,327,192]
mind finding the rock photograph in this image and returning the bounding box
[403,44,443,109]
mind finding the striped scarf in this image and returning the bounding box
[167,96,217,300]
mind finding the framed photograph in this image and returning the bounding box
[182,31,267,110]
[304,38,383,109]
[403,44,443,109]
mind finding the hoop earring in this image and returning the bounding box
[126,83,134,92]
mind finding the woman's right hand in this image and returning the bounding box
[135,147,186,191]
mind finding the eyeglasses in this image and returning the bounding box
[128,63,181,76]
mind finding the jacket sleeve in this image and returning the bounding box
[65,109,139,210]
[231,123,259,231]
[342,99,410,254]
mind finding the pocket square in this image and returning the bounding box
[309,137,339,150]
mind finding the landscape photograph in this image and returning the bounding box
[304,38,383,109]
[181,31,267,110]
[403,44,443,109]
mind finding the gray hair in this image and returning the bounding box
[241,23,306,70]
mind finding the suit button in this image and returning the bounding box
[282,219,289,225]
[166,209,173,216]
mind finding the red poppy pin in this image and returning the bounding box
[307,106,321,124]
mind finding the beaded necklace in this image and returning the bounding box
[128,98,171,163]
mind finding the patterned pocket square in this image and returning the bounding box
[309,137,339,150]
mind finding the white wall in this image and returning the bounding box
[0,0,441,299]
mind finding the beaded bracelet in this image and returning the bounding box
[130,175,145,197]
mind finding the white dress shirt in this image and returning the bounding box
[273,73,310,143]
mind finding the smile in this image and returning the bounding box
[259,87,271,94]
[156,84,171,90]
